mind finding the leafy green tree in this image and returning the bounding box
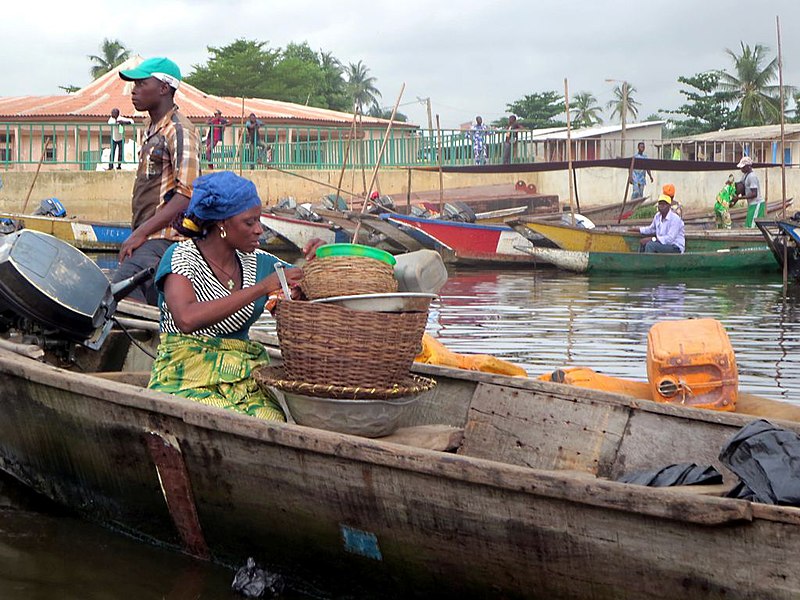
[570,91,603,128]
[345,61,382,113]
[318,51,349,112]
[185,39,280,98]
[606,83,640,123]
[88,39,130,79]
[716,42,783,126]
[662,71,736,136]
[271,42,327,106]
[501,91,566,129]
[791,92,800,124]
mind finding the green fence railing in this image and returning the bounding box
[0,121,556,171]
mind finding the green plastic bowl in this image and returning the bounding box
[315,243,396,266]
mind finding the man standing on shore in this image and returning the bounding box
[113,57,200,304]
[735,156,765,228]
[107,108,134,170]
[502,115,522,165]
[630,142,654,199]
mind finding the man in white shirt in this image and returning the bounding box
[108,108,134,170]
[735,156,765,228]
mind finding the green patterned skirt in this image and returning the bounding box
[148,333,285,421]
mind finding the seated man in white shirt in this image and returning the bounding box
[638,194,685,253]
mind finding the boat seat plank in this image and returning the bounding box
[378,425,464,452]
[90,371,151,387]
[458,382,630,475]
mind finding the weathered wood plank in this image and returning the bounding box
[459,382,630,476]
[379,425,464,451]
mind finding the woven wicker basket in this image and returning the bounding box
[300,255,397,300]
[274,300,427,388]
[254,365,436,400]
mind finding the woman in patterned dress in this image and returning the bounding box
[148,171,322,420]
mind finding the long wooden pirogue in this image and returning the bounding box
[0,297,798,599]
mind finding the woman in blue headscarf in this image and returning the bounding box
[148,171,322,421]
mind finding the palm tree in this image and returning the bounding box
[88,39,130,79]
[571,91,603,127]
[345,60,382,114]
[606,83,641,123]
[716,42,783,126]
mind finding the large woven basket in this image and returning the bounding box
[254,365,436,400]
[300,255,398,300]
[274,300,427,388]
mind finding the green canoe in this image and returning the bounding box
[524,245,780,274]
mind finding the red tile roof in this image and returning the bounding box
[0,55,416,129]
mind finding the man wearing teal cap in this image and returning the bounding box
[113,57,200,304]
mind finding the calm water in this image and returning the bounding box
[2,261,799,599]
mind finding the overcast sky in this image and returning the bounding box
[4,0,799,128]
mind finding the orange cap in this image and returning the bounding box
[662,183,675,198]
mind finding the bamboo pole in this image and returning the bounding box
[351,83,406,242]
[564,78,576,226]
[335,110,359,210]
[237,97,245,176]
[617,155,636,224]
[22,139,51,213]
[436,114,444,215]
[777,15,788,287]
[267,165,361,199]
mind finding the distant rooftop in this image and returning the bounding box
[0,55,416,129]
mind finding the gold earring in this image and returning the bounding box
[219,225,227,239]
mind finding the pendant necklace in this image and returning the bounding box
[205,254,238,290]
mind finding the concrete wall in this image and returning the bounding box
[0,166,796,222]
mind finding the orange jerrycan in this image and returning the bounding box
[647,319,738,411]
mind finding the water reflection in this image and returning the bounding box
[432,269,800,403]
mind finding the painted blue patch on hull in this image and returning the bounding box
[340,524,382,560]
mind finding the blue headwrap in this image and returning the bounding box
[187,171,261,221]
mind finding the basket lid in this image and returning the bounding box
[315,243,396,266]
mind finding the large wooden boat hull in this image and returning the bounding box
[0,212,130,251]
[385,214,540,265]
[2,333,800,599]
[523,245,780,274]
[513,219,769,253]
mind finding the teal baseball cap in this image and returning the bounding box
[120,57,182,89]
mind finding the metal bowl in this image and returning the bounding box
[279,391,423,437]
[309,292,436,313]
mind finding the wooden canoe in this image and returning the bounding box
[522,245,780,274]
[0,211,130,251]
[385,213,541,265]
[2,300,800,598]
[511,219,769,253]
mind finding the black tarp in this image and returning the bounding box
[616,463,723,487]
[720,419,800,505]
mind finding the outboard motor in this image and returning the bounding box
[409,205,432,218]
[0,230,150,353]
[0,217,21,234]
[320,194,347,212]
[32,197,67,218]
[441,201,476,223]
[367,194,396,214]
[295,203,322,222]
[276,197,297,211]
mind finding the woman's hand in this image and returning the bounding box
[302,238,327,261]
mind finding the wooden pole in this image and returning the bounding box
[617,155,636,223]
[436,114,444,215]
[267,165,361,198]
[351,83,406,242]
[22,139,51,213]
[335,111,359,210]
[237,97,245,176]
[777,15,788,287]
[564,78,576,226]
[406,167,412,213]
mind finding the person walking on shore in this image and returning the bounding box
[107,108,134,170]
